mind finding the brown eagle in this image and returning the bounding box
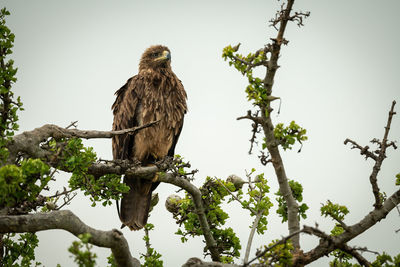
[112,45,187,230]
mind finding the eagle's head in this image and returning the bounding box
[139,45,171,72]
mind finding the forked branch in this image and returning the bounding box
[345,101,397,209]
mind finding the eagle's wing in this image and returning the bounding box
[112,75,153,230]
[112,75,143,160]
[167,79,186,157]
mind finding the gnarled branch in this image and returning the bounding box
[0,210,140,267]
[299,188,400,265]
[5,121,220,262]
[7,121,159,163]
[345,101,397,209]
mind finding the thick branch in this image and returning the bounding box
[5,121,221,262]
[3,120,220,260]
[301,188,400,265]
[0,210,139,267]
[89,162,222,260]
[256,0,301,249]
[261,117,300,249]
[54,120,160,139]
[7,121,159,163]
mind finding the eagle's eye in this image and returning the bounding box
[151,52,160,58]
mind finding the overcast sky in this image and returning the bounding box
[3,0,400,266]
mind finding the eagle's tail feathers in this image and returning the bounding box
[120,176,152,231]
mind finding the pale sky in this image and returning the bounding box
[3,0,400,266]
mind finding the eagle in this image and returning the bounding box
[112,45,187,230]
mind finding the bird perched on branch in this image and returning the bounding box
[112,45,187,230]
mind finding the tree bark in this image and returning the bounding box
[260,0,301,248]
[0,210,140,267]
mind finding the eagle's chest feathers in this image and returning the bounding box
[133,71,186,161]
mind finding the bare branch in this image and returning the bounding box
[65,120,78,129]
[301,188,400,265]
[288,11,311,27]
[7,121,159,164]
[344,138,378,161]
[345,101,397,209]
[248,124,260,155]
[354,246,379,255]
[0,210,140,267]
[368,100,397,208]
[237,110,263,124]
[58,120,160,139]
[46,187,76,199]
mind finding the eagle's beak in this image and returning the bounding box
[155,50,171,61]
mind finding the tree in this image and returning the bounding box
[1,1,400,266]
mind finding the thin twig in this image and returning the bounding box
[344,139,378,161]
[216,179,256,215]
[396,205,400,233]
[237,110,263,124]
[65,121,78,129]
[354,246,379,255]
